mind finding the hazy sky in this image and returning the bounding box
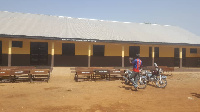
[0,0,200,37]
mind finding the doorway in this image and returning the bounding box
[30,42,48,65]
[174,48,179,66]
[182,48,186,67]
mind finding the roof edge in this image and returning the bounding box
[1,34,200,46]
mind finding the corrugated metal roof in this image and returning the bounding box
[0,11,200,44]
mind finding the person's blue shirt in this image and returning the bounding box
[132,58,142,72]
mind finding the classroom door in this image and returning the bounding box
[174,48,179,67]
[30,42,48,65]
[182,48,186,67]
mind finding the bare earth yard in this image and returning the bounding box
[0,72,200,112]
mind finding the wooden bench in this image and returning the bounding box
[142,66,156,71]
[74,67,134,81]
[0,70,12,82]
[0,66,52,83]
[30,69,50,83]
[10,69,31,82]
[93,69,110,81]
[159,66,174,76]
[74,67,115,81]
[0,66,19,70]
[109,69,125,80]
[4,66,36,82]
[0,66,35,71]
[0,66,33,82]
[159,66,174,72]
[92,67,114,81]
[75,67,93,82]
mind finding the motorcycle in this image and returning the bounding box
[144,63,167,88]
[123,69,147,89]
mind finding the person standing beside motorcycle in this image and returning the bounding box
[129,54,142,90]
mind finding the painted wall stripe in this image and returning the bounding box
[122,46,124,57]
[179,47,182,59]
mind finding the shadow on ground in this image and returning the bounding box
[191,93,200,98]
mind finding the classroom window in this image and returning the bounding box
[62,43,75,56]
[93,45,104,56]
[12,41,23,48]
[190,48,197,54]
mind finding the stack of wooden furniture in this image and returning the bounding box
[0,66,51,83]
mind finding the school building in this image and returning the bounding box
[0,11,200,68]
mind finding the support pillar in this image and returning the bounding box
[122,46,124,67]
[8,40,12,67]
[179,47,182,68]
[51,42,54,69]
[88,44,91,67]
[152,46,154,66]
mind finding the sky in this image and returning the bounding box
[0,0,200,37]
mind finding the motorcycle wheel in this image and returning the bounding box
[124,80,130,85]
[138,78,147,89]
[156,78,167,88]
[123,76,130,85]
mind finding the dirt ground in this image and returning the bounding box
[0,72,200,112]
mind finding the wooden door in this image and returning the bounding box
[174,48,179,66]
[30,42,48,65]
[182,48,186,67]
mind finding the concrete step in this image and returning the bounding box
[51,67,75,76]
